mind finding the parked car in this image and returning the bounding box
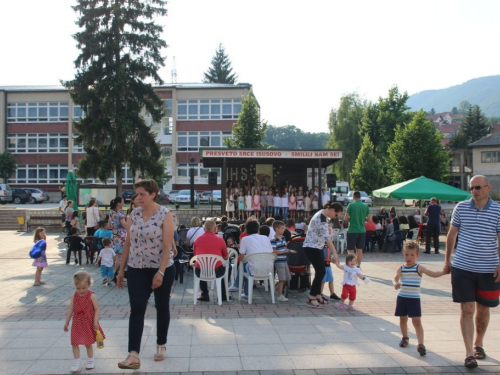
[343,191,372,206]
[210,190,221,203]
[0,183,13,204]
[199,191,213,204]
[122,190,135,203]
[21,188,50,204]
[158,189,170,204]
[174,189,200,204]
[11,188,32,204]
[167,190,180,202]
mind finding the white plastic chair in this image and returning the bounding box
[238,252,277,304]
[331,228,340,251]
[406,228,419,242]
[190,254,229,306]
[338,228,348,254]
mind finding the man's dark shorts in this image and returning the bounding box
[347,233,365,251]
[395,295,422,317]
[452,267,500,308]
[61,213,66,223]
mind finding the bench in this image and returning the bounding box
[26,215,63,232]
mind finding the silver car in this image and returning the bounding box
[0,183,13,204]
[344,191,372,206]
[21,188,50,204]
[174,189,200,204]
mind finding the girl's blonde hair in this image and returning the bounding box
[33,227,45,242]
[73,270,92,286]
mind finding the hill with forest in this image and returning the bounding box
[407,75,500,117]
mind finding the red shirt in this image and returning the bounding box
[240,231,249,240]
[365,222,376,231]
[193,231,228,269]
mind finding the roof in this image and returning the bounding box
[0,82,252,92]
[469,132,500,147]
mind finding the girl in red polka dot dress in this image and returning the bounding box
[64,271,105,373]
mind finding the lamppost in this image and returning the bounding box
[189,157,195,208]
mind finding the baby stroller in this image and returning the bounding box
[284,235,311,298]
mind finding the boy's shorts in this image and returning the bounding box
[101,265,114,278]
[322,266,334,283]
[267,206,273,214]
[395,295,422,317]
[275,263,291,281]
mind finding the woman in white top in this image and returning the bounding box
[185,217,204,249]
[86,197,103,236]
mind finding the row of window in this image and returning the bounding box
[7,133,83,153]
[481,151,500,163]
[9,164,134,184]
[177,99,241,120]
[176,164,221,183]
[7,102,70,122]
[177,131,232,152]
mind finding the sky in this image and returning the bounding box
[1,0,499,134]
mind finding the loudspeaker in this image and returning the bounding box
[326,173,337,188]
[208,171,217,186]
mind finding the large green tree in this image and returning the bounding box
[388,110,450,183]
[0,150,17,183]
[203,44,238,84]
[360,86,413,161]
[63,0,168,194]
[224,90,267,148]
[263,125,329,149]
[326,93,366,181]
[448,104,490,149]
[349,134,385,194]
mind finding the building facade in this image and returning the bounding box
[0,83,252,193]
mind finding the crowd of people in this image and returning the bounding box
[27,175,500,372]
[224,179,333,221]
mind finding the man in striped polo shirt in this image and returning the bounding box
[444,175,500,369]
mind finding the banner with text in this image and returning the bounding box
[201,150,342,159]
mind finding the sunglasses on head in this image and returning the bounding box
[469,185,488,191]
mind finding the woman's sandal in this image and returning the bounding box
[399,337,409,348]
[474,346,486,360]
[316,296,328,305]
[417,344,426,356]
[154,345,166,361]
[118,353,141,369]
[306,297,323,308]
[464,356,478,369]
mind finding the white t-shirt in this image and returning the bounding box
[267,226,276,240]
[341,265,362,286]
[322,193,330,204]
[99,247,116,267]
[59,199,67,213]
[281,196,288,208]
[239,233,273,273]
[187,226,203,245]
[86,206,100,228]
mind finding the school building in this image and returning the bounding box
[0,83,252,193]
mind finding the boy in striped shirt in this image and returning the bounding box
[393,241,445,356]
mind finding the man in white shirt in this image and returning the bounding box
[321,189,330,206]
[238,221,273,298]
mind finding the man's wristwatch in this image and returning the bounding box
[157,270,165,276]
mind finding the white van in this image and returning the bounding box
[327,181,350,202]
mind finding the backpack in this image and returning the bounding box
[29,240,46,259]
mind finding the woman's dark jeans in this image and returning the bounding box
[304,247,325,296]
[127,265,176,353]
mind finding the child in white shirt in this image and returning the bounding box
[95,238,116,287]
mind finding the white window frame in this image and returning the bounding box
[481,151,499,163]
[176,131,232,152]
[177,99,241,121]
[7,102,69,122]
[13,164,68,184]
[176,164,221,184]
[7,133,69,153]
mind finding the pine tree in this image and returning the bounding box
[63,0,168,194]
[203,44,238,84]
[224,90,267,148]
[448,105,490,149]
[350,134,385,194]
[388,111,450,183]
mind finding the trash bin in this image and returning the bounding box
[17,217,25,232]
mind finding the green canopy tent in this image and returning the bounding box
[65,170,78,203]
[372,176,471,202]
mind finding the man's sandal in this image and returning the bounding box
[474,346,486,360]
[399,337,409,348]
[306,297,323,308]
[464,356,478,369]
[118,353,140,369]
[417,344,426,356]
[154,345,166,361]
